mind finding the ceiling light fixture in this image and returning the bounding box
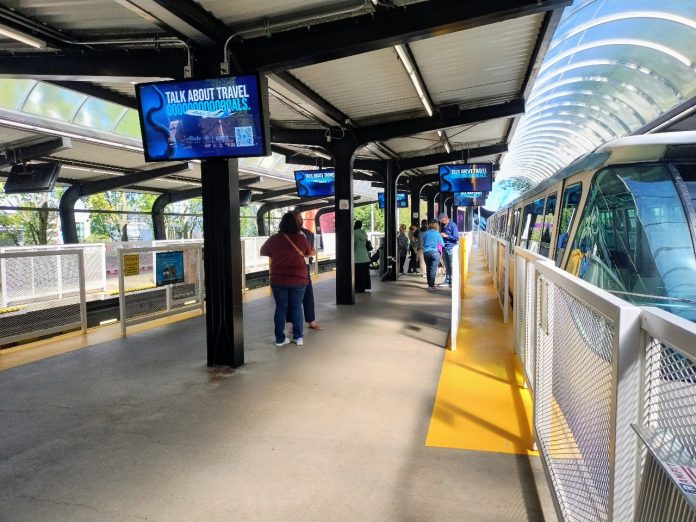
[0,23,46,49]
[394,44,434,117]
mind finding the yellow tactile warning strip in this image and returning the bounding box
[426,250,537,455]
[0,270,335,372]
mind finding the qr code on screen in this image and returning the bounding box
[235,126,254,146]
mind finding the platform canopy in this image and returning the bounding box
[0,0,575,204]
[498,0,696,186]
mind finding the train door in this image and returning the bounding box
[539,192,558,258]
[554,182,582,266]
[521,197,545,252]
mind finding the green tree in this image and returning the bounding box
[84,191,158,242]
[499,177,532,196]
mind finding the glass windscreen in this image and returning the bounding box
[566,164,696,321]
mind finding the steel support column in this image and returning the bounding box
[427,189,436,221]
[328,141,358,305]
[201,157,244,368]
[383,161,397,281]
[409,178,423,226]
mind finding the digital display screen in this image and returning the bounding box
[155,251,185,286]
[454,194,486,207]
[453,191,487,206]
[439,163,492,193]
[377,192,409,209]
[294,169,335,197]
[135,74,270,162]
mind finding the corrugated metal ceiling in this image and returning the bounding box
[411,15,543,107]
[291,47,424,125]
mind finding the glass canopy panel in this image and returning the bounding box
[496,0,696,201]
[22,82,85,121]
[73,98,128,132]
[114,110,142,138]
[0,79,35,111]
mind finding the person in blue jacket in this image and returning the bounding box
[438,212,459,287]
[421,219,445,291]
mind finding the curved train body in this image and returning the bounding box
[490,131,696,322]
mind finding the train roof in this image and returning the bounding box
[497,131,696,212]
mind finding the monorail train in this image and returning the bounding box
[489,131,696,322]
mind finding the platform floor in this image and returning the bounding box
[0,249,555,521]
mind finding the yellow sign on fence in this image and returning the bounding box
[123,254,140,276]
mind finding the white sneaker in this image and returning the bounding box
[275,337,291,347]
[294,337,304,347]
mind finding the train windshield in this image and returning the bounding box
[566,163,696,321]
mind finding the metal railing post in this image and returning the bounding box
[241,239,247,291]
[77,250,87,334]
[118,249,126,337]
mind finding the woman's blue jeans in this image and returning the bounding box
[271,284,306,343]
[424,251,441,288]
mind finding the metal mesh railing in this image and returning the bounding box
[644,337,696,458]
[0,249,86,345]
[483,238,696,521]
[514,254,526,363]
[535,277,615,522]
[118,244,204,335]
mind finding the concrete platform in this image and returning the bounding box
[0,259,554,521]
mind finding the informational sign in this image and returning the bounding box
[339,199,350,210]
[135,74,270,161]
[439,163,493,192]
[123,254,140,276]
[294,168,335,197]
[155,251,185,286]
[665,463,696,496]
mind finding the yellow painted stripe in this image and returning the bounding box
[426,250,537,455]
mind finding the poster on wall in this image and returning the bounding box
[155,251,185,286]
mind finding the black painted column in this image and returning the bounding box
[445,197,452,219]
[383,161,397,281]
[201,157,244,367]
[330,141,357,305]
[409,178,422,226]
[59,185,80,244]
[427,188,436,221]
[151,193,171,240]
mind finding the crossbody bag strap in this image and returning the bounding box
[281,233,305,257]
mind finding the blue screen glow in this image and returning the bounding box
[439,163,493,192]
[136,75,269,161]
[294,169,335,197]
[378,192,409,209]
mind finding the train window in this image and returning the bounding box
[674,163,696,209]
[511,208,522,246]
[555,183,582,267]
[521,198,545,252]
[539,194,557,258]
[566,164,696,321]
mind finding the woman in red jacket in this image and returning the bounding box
[260,212,312,347]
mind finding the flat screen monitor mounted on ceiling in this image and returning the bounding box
[294,169,335,197]
[3,162,61,193]
[135,74,271,162]
[377,192,409,209]
[439,163,492,193]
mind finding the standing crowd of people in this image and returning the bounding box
[261,209,458,346]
